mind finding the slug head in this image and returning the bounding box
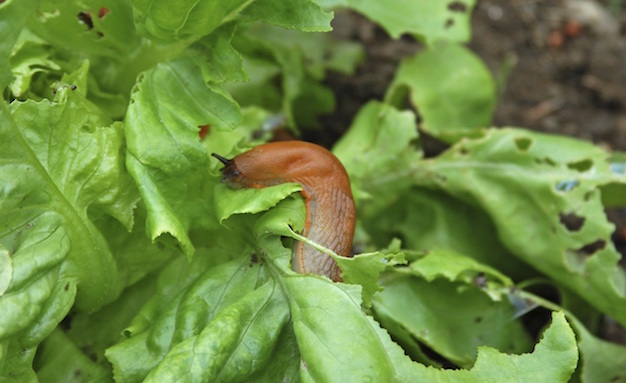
[212,153,244,188]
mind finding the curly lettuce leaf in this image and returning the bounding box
[125,57,241,256]
[8,29,60,98]
[24,0,177,117]
[0,0,41,91]
[2,85,138,311]
[1,73,138,379]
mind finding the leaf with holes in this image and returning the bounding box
[373,270,531,367]
[411,128,626,326]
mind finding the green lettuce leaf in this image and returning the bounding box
[143,280,289,383]
[414,128,626,325]
[333,100,421,210]
[335,239,407,307]
[373,275,531,367]
[1,70,138,379]
[125,57,241,256]
[386,43,496,143]
[35,328,112,383]
[25,0,176,117]
[0,0,41,91]
[3,83,138,311]
[316,0,476,43]
[8,29,60,98]
[463,312,578,382]
[228,23,362,129]
[130,0,332,42]
[106,254,271,382]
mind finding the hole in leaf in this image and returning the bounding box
[445,18,454,28]
[567,159,593,172]
[559,213,585,232]
[555,180,579,192]
[610,162,626,174]
[575,239,606,257]
[514,137,532,151]
[448,1,468,12]
[60,315,73,330]
[77,11,93,30]
[473,272,487,288]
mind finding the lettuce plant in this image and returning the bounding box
[1,1,625,382]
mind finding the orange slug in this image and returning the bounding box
[212,141,356,281]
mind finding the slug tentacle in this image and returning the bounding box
[211,153,232,165]
[214,141,356,281]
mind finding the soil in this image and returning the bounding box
[316,0,626,344]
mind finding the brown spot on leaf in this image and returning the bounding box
[198,124,210,140]
[98,7,110,18]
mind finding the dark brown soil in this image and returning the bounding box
[472,0,626,149]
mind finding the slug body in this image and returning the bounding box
[214,141,356,281]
